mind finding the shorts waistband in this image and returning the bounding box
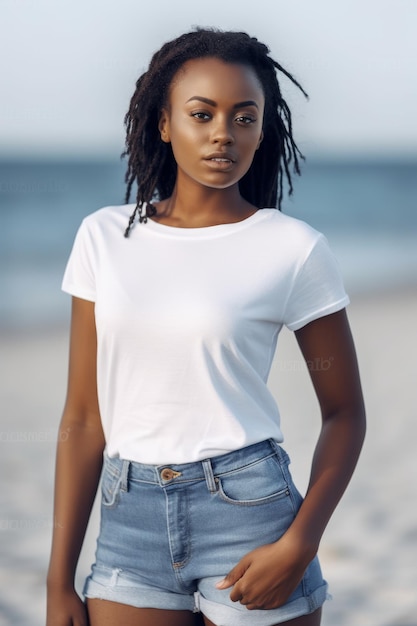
[104,439,288,489]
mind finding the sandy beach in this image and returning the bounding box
[1,287,416,626]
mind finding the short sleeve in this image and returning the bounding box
[61,218,96,302]
[283,234,349,331]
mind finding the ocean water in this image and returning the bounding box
[0,157,416,329]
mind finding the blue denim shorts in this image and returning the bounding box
[84,439,328,625]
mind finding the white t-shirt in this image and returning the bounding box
[62,205,349,464]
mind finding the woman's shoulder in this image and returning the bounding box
[81,204,135,228]
[259,208,323,244]
[73,204,136,243]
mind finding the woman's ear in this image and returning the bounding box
[158,109,171,143]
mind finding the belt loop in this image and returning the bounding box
[269,438,286,464]
[202,459,217,494]
[269,438,280,458]
[120,459,130,492]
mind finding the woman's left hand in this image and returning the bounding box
[215,533,316,610]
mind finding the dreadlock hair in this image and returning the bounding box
[122,27,308,237]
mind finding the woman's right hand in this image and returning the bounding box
[46,587,89,626]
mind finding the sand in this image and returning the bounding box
[1,287,416,626]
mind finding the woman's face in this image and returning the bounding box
[159,57,265,193]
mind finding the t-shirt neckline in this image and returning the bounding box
[143,208,274,239]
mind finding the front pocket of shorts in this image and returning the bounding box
[216,455,290,506]
[101,462,122,508]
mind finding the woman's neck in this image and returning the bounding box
[152,183,257,228]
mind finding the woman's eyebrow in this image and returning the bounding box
[185,96,259,109]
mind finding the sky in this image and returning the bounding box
[1,0,416,158]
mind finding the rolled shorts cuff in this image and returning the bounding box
[197,582,330,626]
[83,564,329,624]
[83,566,197,612]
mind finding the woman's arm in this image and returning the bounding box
[217,309,366,610]
[284,308,366,548]
[46,297,105,625]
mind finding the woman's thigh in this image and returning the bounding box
[87,600,320,626]
[87,598,197,626]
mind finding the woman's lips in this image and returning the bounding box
[204,156,235,171]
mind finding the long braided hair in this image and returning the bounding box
[122,28,308,236]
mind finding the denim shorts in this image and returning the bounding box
[83,439,328,625]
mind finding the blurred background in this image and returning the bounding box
[0,1,416,625]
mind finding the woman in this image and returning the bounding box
[46,28,366,626]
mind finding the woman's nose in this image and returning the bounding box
[210,117,234,144]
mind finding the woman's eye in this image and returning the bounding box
[191,112,211,120]
[235,115,256,125]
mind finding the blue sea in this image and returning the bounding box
[1,157,416,329]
